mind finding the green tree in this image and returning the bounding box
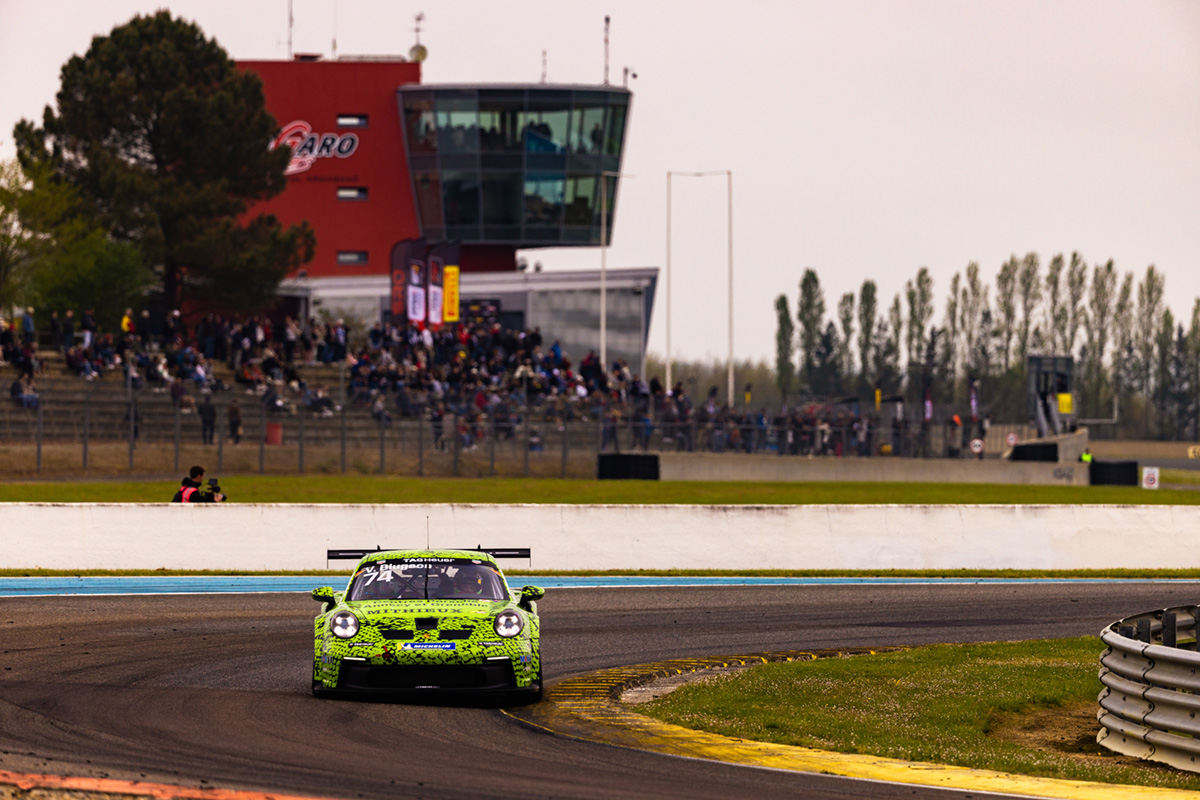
[13,11,314,313]
[797,269,825,389]
[959,262,988,379]
[856,280,877,390]
[0,160,37,311]
[774,294,795,402]
[837,292,855,380]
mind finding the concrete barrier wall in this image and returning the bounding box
[0,503,1189,572]
[658,454,1088,485]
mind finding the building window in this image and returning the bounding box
[337,186,368,201]
[337,251,368,265]
[337,114,369,128]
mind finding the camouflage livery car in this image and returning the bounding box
[311,549,544,698]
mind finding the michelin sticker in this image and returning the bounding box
[402,643,456,650]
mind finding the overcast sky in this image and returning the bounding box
[2,1,1198,364]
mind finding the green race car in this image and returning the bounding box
[311,549,544,699]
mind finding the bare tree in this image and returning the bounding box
[1017,252,1043,360]
[959,262,989,378]
[995,256,1019,371]
[943,271,961,391]
[1065,252,1087,356]
[904,266,934,370]
[1044,253,1066,354]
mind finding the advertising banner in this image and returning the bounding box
[427,257,444,328]
[444,265,460,323]
[407,259,427,326]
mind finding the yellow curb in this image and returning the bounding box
[504,650,1200,800]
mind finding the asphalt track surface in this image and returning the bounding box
[1,583,1196,800]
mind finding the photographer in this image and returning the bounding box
[172,465,226,503]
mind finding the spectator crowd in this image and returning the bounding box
[2,305,917,456]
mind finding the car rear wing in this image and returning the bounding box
[326,547,531,562]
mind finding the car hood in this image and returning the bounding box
[346,598,510,620]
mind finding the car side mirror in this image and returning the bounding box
[311,586,336,604]
[520,585,545,603]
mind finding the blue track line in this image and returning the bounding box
[0,575,1194,597]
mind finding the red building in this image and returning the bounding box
[237,55,652,371]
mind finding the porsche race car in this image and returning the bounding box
[311,548,543,698]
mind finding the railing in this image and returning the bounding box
[1097,605,1200,772]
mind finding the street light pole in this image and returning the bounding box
[599,170,634,374]
[665,169,734,402]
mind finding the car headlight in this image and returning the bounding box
[494,609,524,638]
[330,611,359,639]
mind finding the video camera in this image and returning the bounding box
[207,477,228,502]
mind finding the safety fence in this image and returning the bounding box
[0,395,1031,479]
[1097,605,1200,772]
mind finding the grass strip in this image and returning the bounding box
[639,638,1200,790]
[1,476,1198,505]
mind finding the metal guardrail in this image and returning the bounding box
[1097,605,1200,772]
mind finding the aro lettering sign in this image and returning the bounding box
[271,120,360,176]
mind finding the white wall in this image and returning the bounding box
[0,503,1189,571]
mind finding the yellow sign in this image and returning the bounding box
[443,265,460,323]
[1188,446,1200,460]
[1057,393,1073,415]
[874,388,882,411]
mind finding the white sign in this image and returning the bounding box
[969,438,985,454]
[1142,467,1160,490]
[1005,432,1018,447]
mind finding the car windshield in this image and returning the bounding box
[347,559,508,602]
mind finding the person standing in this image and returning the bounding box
[228,397,242,445]
[198,396,217,445]
[81,308,96,351]
[21,307,34,346]
[61,309,75,352]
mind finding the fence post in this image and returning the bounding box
[418,412,424,477]
[36,402,43,475]
[128,399,136,472]
[174,405,181,474]
[561,422,568,478]
[523,416,530,477]
[298,406,305,474]
[82,401,89,472]
[452,414,460,477]
[1165,612,1178,648]
[489,416,496,477]
[259,401,265,474]
[340,404,347,473]
[217,408,224,473]
[378,413,386,474]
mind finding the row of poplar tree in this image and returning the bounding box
[773,254,1199,441]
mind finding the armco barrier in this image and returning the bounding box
[1097,606,1200,772]
[4,504,1200,571]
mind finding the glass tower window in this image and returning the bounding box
[403,94,436,153]
[479,94,524,153]
[398,86,630,246]
[435,92,478,154]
